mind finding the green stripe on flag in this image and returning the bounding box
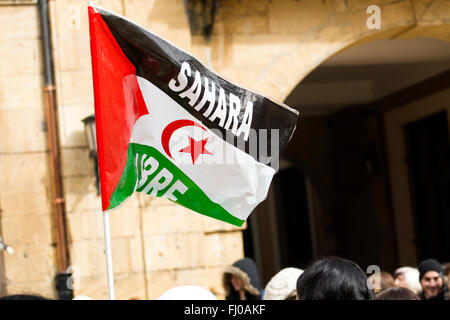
[107,143,245,227]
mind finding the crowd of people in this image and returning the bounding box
[1,256,448,300]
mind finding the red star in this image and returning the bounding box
[178,136,213,164]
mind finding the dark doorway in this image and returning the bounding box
[273,167,313,269]
[404,111,450,263]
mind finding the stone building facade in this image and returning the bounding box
[0,0,449,299]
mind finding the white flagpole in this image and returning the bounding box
[103,211,115,300]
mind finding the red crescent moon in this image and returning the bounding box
[161,119,207,159]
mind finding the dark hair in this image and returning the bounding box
[296,256,374,300]
[375,287,420,300]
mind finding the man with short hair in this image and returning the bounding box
[418,258,448,300]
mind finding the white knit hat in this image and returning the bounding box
[263,267,304,300]
[157,285,217,300]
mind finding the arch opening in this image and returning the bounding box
[279,36,450,272]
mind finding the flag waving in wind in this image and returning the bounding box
[88,4,299,227]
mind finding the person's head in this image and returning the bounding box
[72,295,92,300]
[223,257,261,300]
[263,267,304,300]
[296,256,374,300]
[375,287,420,300]
[368,271,394,294]
[393,266,422,295]
[418,258,444,300]
[231,275,244,292]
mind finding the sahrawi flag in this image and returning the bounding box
[88,4,299,227]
